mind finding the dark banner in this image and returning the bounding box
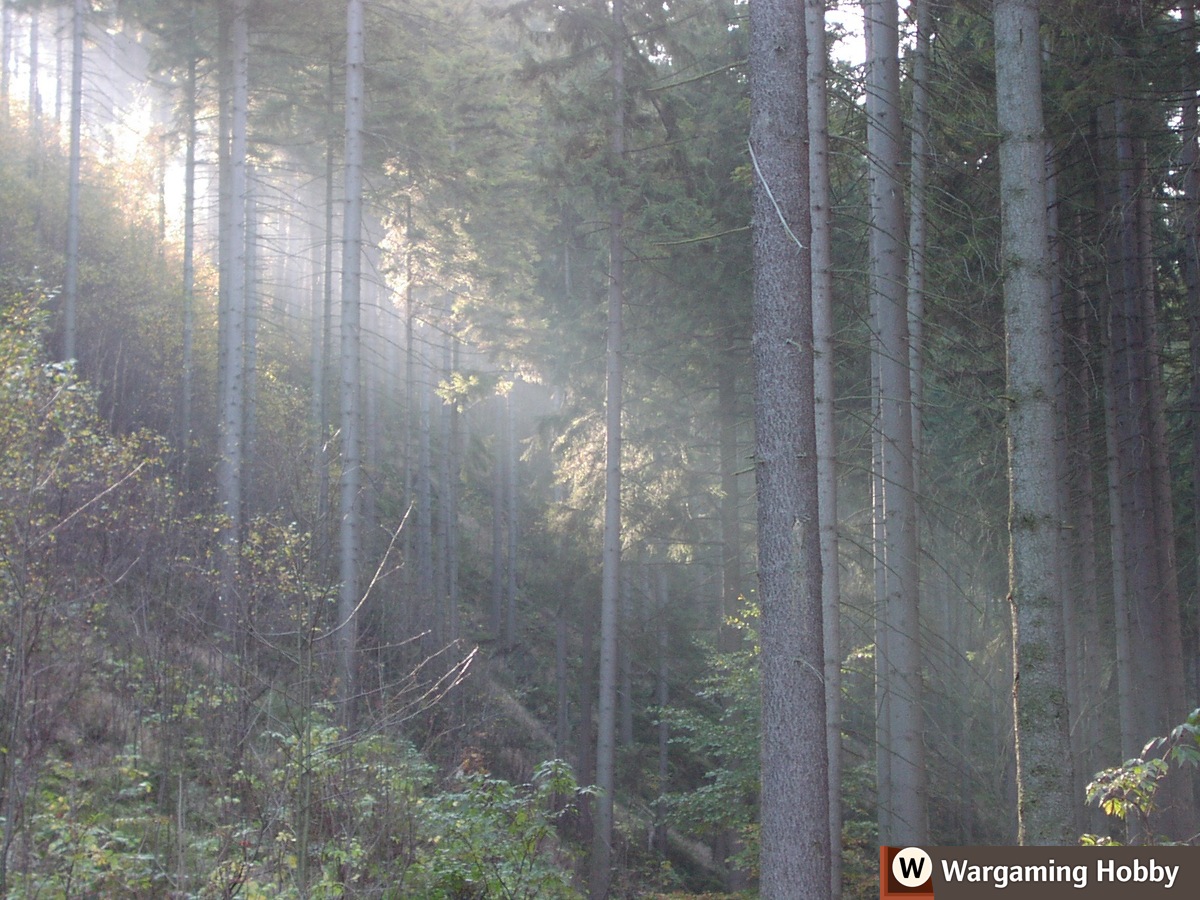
[881,846,1200,899]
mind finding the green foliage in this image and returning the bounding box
[1082,709,1200,845]
[8,756,169,898]
[404,759,585,899]
[661,609,760,874]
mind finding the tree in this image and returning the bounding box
[994,0,1075,845]
[216,0,250,637]
[63,0,85,363]
[590,0,625,891]
[806,0,841,892]
[337,0,365,728]
[749,1,830,896]
[865,0,926,846]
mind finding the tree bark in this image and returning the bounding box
[181,34,197,462]
[750,2,830,896]
[337,0,366,728]
[994,0,1075,844]
[865,0,926,846]
[217,0,249,638]
[63,0,85,364]
[1183,0,1200,702]
[807,0,841,893]
[589,1,625,893]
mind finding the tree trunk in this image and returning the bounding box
[217,0,249,638]
[63,0,84,364]
[491,391,506,640]
[27,9,39,146]
[337,0,366,728]
[807,0,841,892]
[1183,0,1200,702]
[243,169,259,512]
[654,565,670,856]
[995,0,1075,844]
[181,38,197,462]
[749,2,830,896]
[865,0,926,846]
[717,340,742,653]
[505,388,519,648]
[589,0,626,894]
[1,2,11,119]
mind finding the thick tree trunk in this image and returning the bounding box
[749,2,830,896]
[865,0,926,846]
[995,0,1075,844]
[1183,0,1200,701]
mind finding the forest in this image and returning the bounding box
[0,0,1199,897]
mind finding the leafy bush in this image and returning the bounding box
[1083,708,1200,845]
[403,759,585,899]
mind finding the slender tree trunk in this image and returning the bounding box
[556,602,570,759]
[315,59,337,566]
[865,0,926,845]
[1066,257,1105,833]
[337,0,366,728]
[54,5,64,125]
[446,331,461,642]
[872,349,892,843]
[181,41,197,461]
[243,169,260,511]
[63,0,84,364]
[619,567,635,749]
[217,0,249,637]
[807,1,841,892]
[750,2,830,896]
[505,388,519,648]
[995,0,1075,844]
[28,9,39,146]
[1,2,11,119]
[654,565,670,856]
[417,334,435,640]
[717,340,742,653]
[491,391,506,640]
[589,1,626,894]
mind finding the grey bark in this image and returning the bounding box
[589,0,626,894]
[505,388,519,647]
[717,342,742,653]
[807,2,842,893]
[994,0,1075,844]
[2,2,11,117]
[63,0,84,363]
[491,391,506,639]
[749,2,831,896]
[865,0,926,845]
[337,0,366,727]
[217,0,249,637]
[1184,0,1200,700]
[181,38,197,459]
